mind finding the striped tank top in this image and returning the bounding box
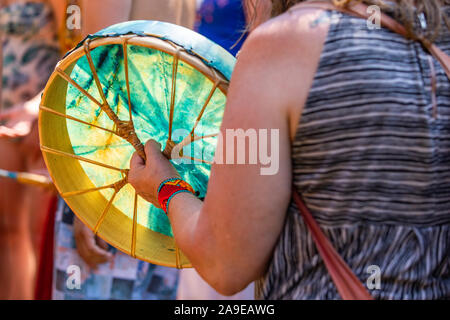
[257,11,450,300]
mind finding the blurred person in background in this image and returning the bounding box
[195,0,248,56]
[195,0,271,56]
[0,0,64,300]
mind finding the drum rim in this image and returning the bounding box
[39,34,232,269]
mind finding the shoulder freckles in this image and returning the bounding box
[234,7,330,78]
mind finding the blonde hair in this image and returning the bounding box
[269,0,450,42]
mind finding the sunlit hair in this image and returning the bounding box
[267,0,450,43]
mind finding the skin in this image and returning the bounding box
[129,8,331,295]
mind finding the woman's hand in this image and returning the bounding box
[128,139,180,207]
[0,104,36,138]
[0,93,41,138]
[73,217,113,270]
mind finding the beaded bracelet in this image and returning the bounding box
[157,178,196,214]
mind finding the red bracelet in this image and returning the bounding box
[157,178,195,214]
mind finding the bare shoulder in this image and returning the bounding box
[236,7,332,83]
[234,8,331,139]
[243,7,331,55]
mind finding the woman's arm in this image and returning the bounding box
[129,9,329,295]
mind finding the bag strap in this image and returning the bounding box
[289,0,450,80]
[292,190,373,300]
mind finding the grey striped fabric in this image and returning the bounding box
[257,11,450,300]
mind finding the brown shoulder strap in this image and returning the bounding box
[292,190,373,300]
[289,0,450,80]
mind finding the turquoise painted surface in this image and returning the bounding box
[64,22,235,237]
